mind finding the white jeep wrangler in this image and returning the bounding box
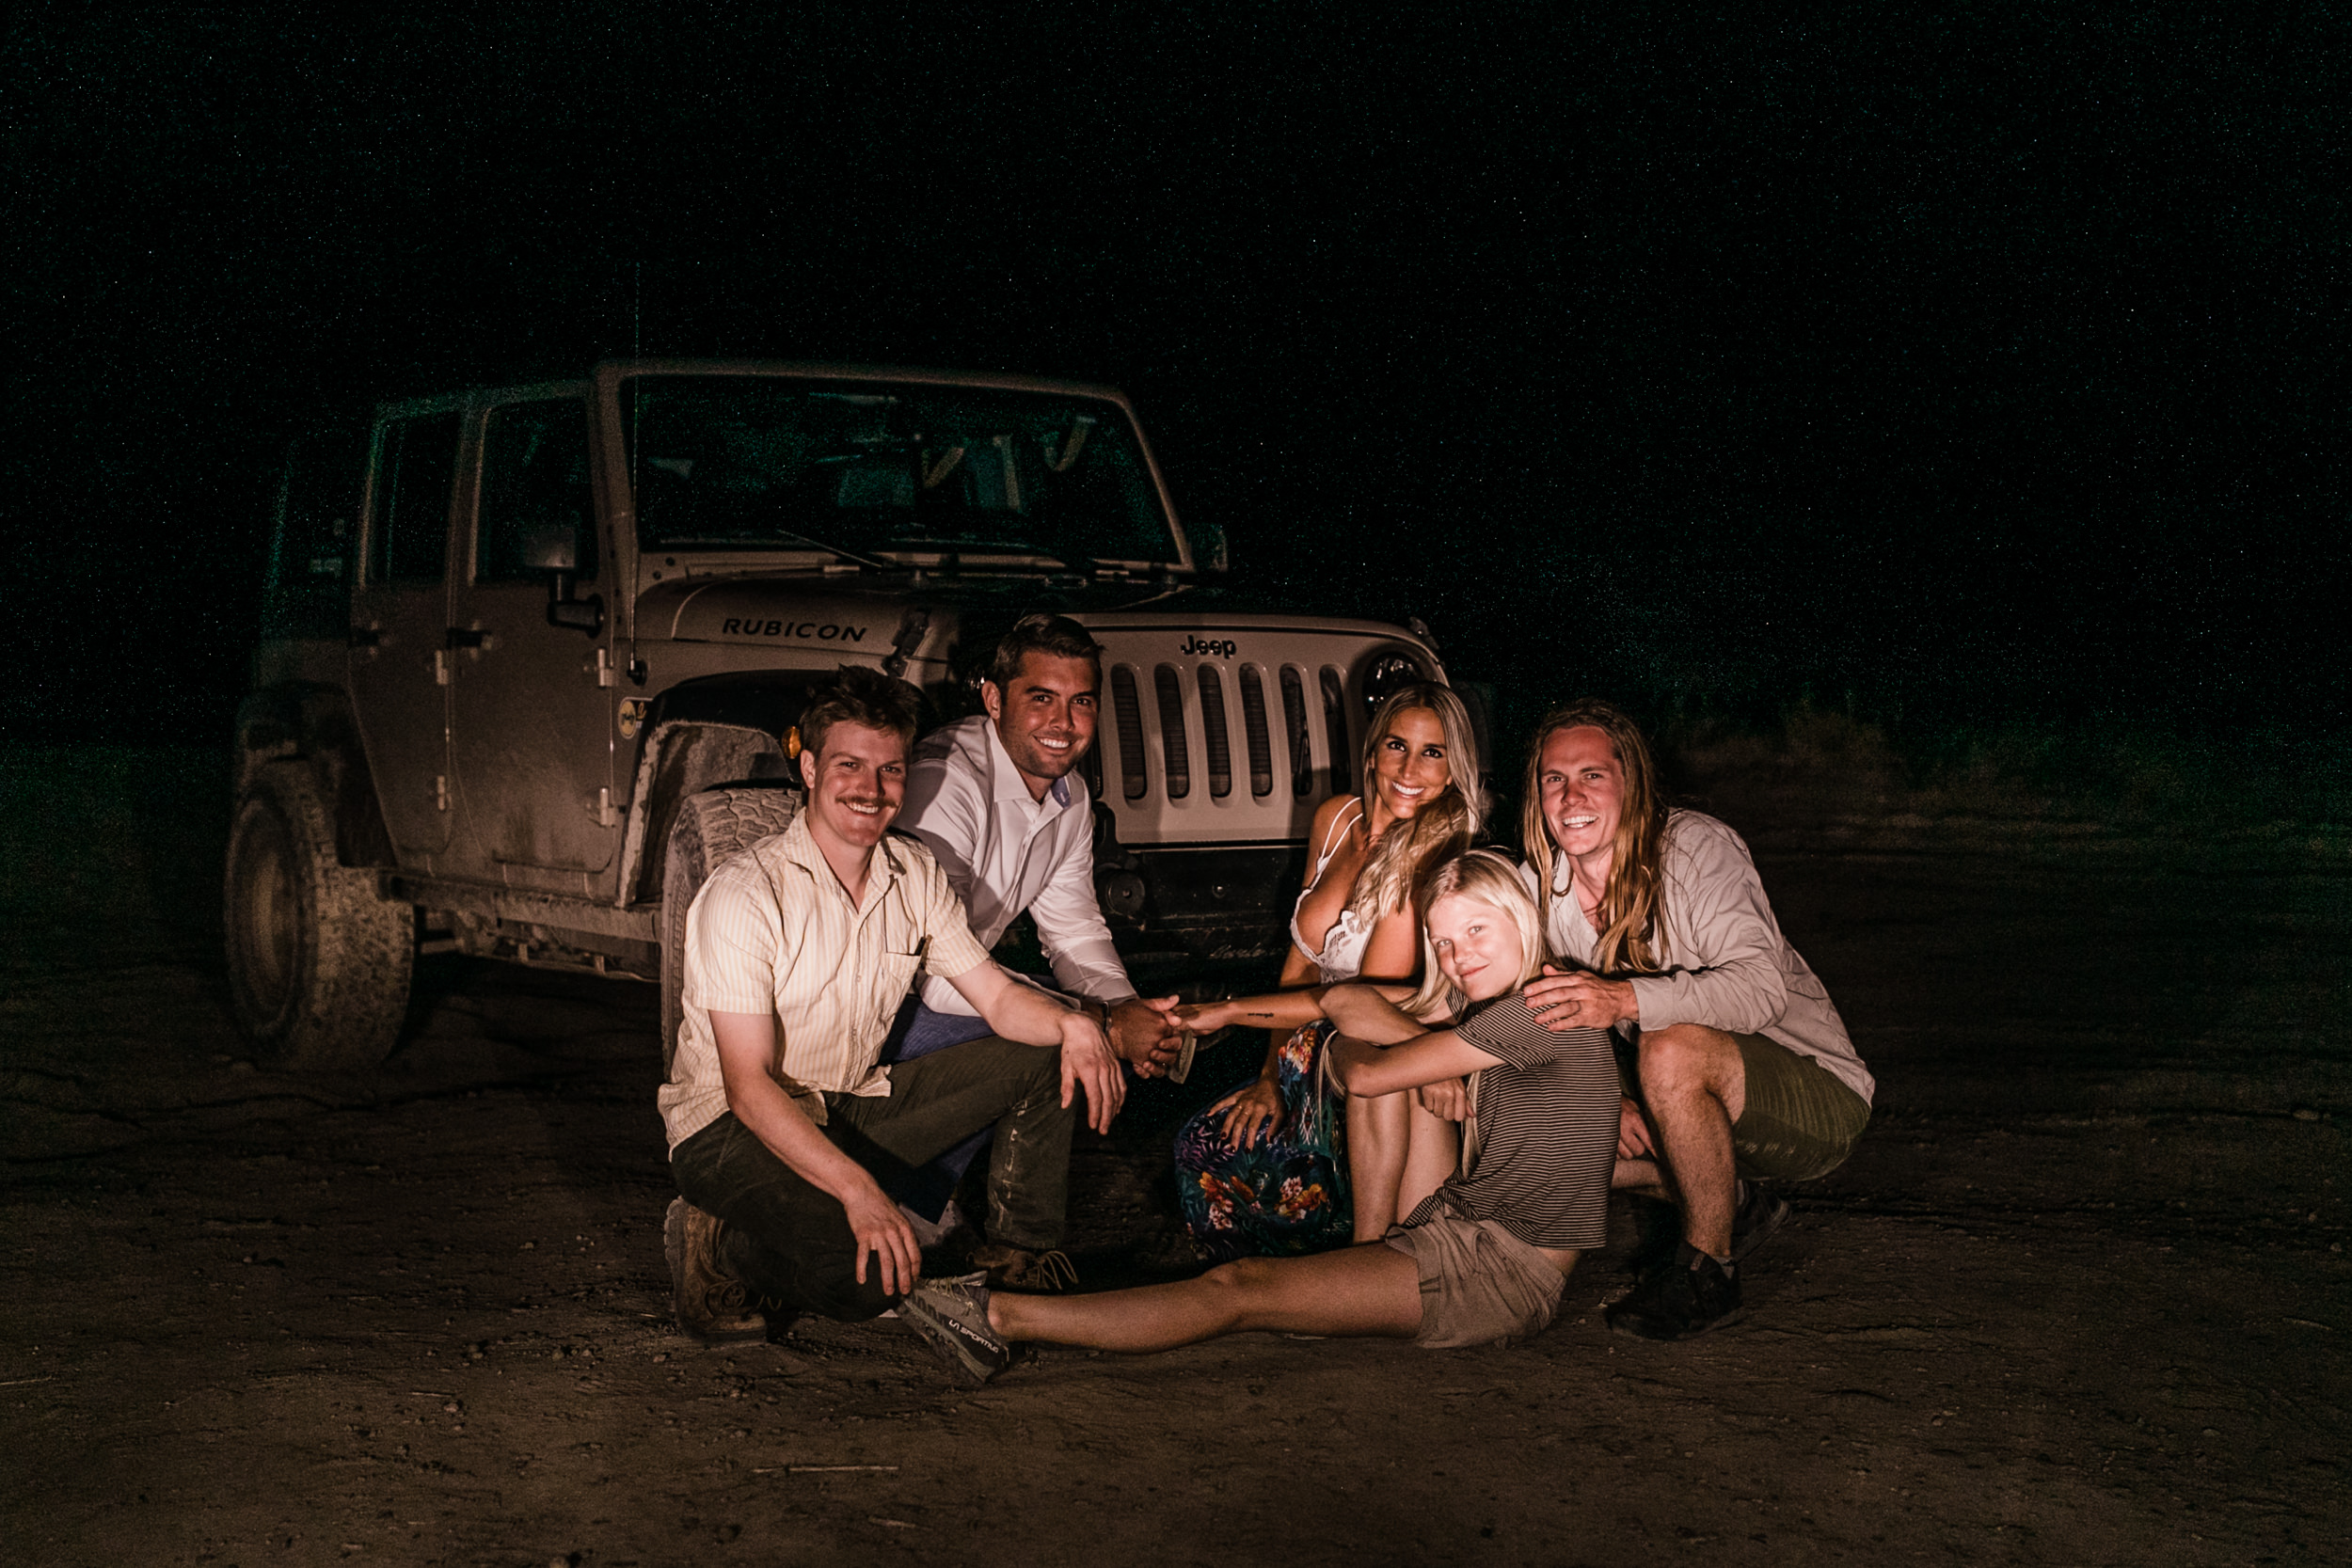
[228,361,1459,1069]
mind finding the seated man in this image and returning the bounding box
[659,666,1124,1344]
[888,614,1182,1271]
[1517,700,1874,1340]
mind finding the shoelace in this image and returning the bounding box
[1009,1248,1078,1291]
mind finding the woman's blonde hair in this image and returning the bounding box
[1344,683,1486,927]
[1518,698,1671,974]
[1401,849,1546,1020]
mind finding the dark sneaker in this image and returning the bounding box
[900,1272,1013,1386]
[1730,1181,1791,1264]
[971,1243,1078,1292]
[664,1198,766,1345]
[1605,1243,1745,1340]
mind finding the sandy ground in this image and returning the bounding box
[3,748,2347,1567]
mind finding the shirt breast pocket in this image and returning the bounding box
[875,949,925,1006]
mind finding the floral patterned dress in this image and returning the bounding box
[1173,1022,1354,1260]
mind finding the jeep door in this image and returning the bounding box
[347,407,461,863]
[445,392,620,879]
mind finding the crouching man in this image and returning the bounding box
[659,666,1124,1349]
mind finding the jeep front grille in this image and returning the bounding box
[1107,658,1357,813]
[1195,665,1232,799]
[1109,666,1146,801]
[1152,665,1191,800]
[1072,615,1444,848]
[1236,665,1273,798]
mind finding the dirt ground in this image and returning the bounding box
[4,748,2347,1567]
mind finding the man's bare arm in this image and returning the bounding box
[944,962,1124,1133]
[710,1010,920,1296]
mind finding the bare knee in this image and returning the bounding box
[1638,1024,1740,1097]
[1351,1089,1407,1139]
[1204,1257,1282,1293]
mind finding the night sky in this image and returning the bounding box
[15,4,2346,758]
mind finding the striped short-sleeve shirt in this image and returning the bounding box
[658,814,993,1152]
[1406,994,1620,1251]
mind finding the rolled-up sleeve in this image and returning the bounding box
[1030,812,1136,1005]
[910,855,993,982]
[1627,822,1789,1036]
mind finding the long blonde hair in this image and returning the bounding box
[1401,849,1546,1021]
[1518,699,1670,974]
[1344,683,1486,927]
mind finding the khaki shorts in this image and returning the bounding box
[1383,1203,1571,1350]
[1729,1033,1870,1182]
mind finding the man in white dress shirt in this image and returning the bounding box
[888,614,1184,1275]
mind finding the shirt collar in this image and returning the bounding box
[778,803,907,890]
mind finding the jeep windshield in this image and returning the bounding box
[621,374,1181,567]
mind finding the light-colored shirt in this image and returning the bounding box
[1527,810,1874,1105]
[659,812,993,1152]
[896,715,1135,1018]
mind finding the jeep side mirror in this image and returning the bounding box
[546,568,604,636]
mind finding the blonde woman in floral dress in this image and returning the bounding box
[1169,684,1483,1259]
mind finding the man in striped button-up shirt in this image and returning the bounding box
[660,667,1123,1345]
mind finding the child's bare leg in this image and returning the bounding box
[1397,1100,1458,1221]
[1346,1090,1410,1240]
[989,1243,1421,1353]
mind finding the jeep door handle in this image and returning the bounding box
[445,627,490,649]
[348,626,380,648]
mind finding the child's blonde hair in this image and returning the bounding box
[1400,849,1546,1021]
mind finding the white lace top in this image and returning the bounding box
[1289,798,1375,984]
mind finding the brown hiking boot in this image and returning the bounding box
[664,1198,766,1344]
[970,1243,1078,1292]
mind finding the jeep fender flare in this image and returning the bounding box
[618,719,797,908]
[233,682,396,870]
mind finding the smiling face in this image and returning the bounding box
[1538,724,1626,863]
[1371,705,1452,824]
[799,720,909,857]
[983,651,1101,800]
[1426,894,1522,1003]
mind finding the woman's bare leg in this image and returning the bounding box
[1397,1100,1458,1221]
[988,1243,1422,1353]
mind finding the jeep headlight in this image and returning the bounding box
[1361,651,1427,710]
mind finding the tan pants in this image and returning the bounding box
[1384,1200,1571,1349]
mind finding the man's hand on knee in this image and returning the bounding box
[1057,1009,1125,1132]
[1523,964,1640,1032]
[838,1178,923,1298]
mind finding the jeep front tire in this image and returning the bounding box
[224,760,415,1070]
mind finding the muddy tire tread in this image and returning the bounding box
[223,760,414,1071]
[660,786,803,1071]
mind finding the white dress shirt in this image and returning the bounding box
[896,715,1136,1018]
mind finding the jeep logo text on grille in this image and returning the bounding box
[721,619,869,642]
[1180,636,1238,657]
